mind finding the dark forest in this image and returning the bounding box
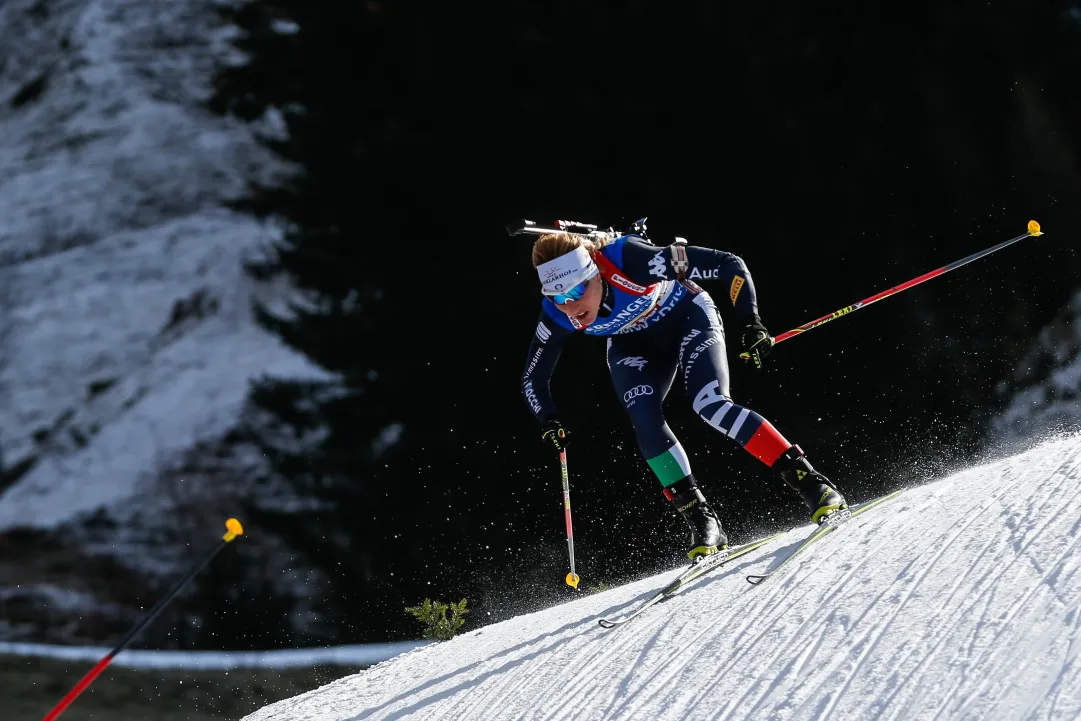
[205,1,1081,644]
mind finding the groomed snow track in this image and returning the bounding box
[245,434,1081,721]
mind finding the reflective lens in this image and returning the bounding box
[549,279,589,305]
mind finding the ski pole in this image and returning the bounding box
[559,449,581,589]
[771,220,1043,347]
[40,518,245,721]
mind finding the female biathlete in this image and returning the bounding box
[520,230,847,560]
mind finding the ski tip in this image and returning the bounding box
[1028,219,1042,236]
[746,574,768,586]
[223,518,244,542]
[566,573,581,589]
[598,619,616,629]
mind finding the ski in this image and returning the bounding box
[745,488,904,585]
[598,532,786,629]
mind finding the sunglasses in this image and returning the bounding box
[547,279,590,305]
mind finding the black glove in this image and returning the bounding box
[739,316,775,369]
[540,418,570,452]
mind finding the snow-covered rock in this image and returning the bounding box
[991,290,1081,440]
[0,0,324,645]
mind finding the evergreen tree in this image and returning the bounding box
[208,1,438,642]
[206,0,558,645]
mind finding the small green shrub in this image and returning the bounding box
[586,581,610,594]
[404,598,470,641]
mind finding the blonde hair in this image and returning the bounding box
[531,233,612,268]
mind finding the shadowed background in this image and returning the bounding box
[1,0,1080,658]
[206,0,1081,642]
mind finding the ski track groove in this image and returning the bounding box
[602,556,778,720]
[1043,596,1081,721]
[471,657,546,721]
[592,557,769,721]
[443,555,763,721]
[390,606,635,721]
[576,574,746,721]
[438,648,546,721]
[713,495,923,720]
[448,646,546,720]
[661,549,831,719]
[876,486,1032,720]
[561,547,791,720]
[960,459,1080,661]
[711,512,913,719]
[922,456,1081,721]
[978,586,1073,721]
[1035,512,1081,721]
[903,462,1081,721]
[478,579,700,721]
[522,615,631,721]
[593,624,667,721]
[552,552,786,721]
[790,609,835,678]
[757,457,1048,720]
[525,632,618,720]
[941,463,1081,720]
[765,493,918,615]
[744,503,900,614]
[739,499,941,717]
[546,618,672,721]
[400,636,564,721]
[515,604,660,721]
[830,456,1081,720]
[860,499,1072,721]
[748,505,933,717]
[915,462,1081,721]
[994,592,1081,721]
[949,509,1081,720]
[733,501,915,655]
[568,549,789,721]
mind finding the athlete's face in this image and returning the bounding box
[555,276,603,327]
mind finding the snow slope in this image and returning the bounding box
[0,0,313,531]
[0,0,328,644]
[244,433,1081,721]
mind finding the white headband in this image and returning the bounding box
[537,246,599,295]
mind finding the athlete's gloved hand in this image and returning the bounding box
[541,418,570,453]
[739,316,775,369]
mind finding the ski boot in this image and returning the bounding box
[776,446,848,525]
[665,476,728,560]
